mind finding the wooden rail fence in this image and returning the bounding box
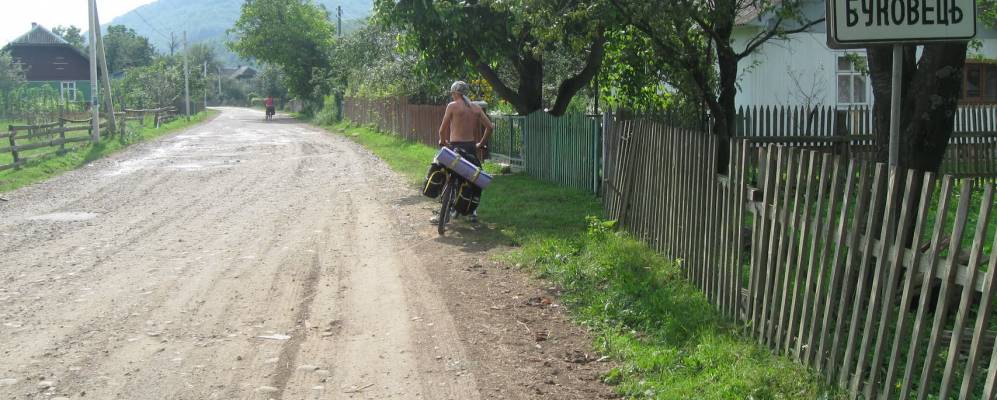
[2,119,101,171]
[604,117,997,399]
[2,107,179,171]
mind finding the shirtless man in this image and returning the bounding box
[436,81,493,223]
[438,81,493,162]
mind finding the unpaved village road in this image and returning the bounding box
[0,108,615,400]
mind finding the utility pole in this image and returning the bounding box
[183,31,190,119]
[88,0,99,142]
[336,5,344,121]
[203,62,208,109]
[337,6,342,36]
[93,5,117,136]
[217,66,222,101]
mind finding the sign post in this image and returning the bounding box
[827,0,977,167]
[889,45,902,167]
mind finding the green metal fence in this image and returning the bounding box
[489,114,525,168]
[522,111,602,194]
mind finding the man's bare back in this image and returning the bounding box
[441,100,490,143]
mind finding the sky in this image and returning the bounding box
[0,0,156,44]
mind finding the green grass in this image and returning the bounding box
[312,119,841,399]
[0,111,215,193]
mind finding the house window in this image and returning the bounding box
[961,62,997,104]
[60,81,77,102]
[837,55,868,105]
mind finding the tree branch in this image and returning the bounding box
[461,44,528,114]
[549,29,607,116]
[737,17,824,59]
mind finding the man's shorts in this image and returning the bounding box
[450,141,480,166]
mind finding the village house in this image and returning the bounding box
[734,1,997,109]
[3,23,93,105]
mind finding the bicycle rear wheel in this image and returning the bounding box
[437,179,454,235]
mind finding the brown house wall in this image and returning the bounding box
[9,45,89,81]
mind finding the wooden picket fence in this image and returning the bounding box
[343,97,446,147]
[735,105,997,183]
[736,104,997,137]
[604,117,997,399]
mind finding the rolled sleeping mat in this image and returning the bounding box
[434,147,493,189]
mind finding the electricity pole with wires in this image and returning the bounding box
[183,31,190,119]
[203,62,208,109]
[87,0,99,142]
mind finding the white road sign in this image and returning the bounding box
[828,0,977,46]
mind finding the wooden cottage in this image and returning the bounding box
[4,23,92,104]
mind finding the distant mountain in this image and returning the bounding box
[106,0,372,65]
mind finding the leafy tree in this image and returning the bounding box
[52,25,86,52]
[228,0,335,101]
[257,64,288,100]
[0,51,25,91]
[0,50,27,115]
[187,43,222,73]
[608,0,822,168]
[115,58,184,109]
[324,21,454,102]
[599,26,699,116]
[104,25,155,73]
[375,0,609,116]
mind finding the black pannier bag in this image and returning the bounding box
[422,163,446,198]
[454,181,481,215]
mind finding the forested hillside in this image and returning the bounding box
[106,0,370,63]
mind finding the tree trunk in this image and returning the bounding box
[868,43,967,249]
[713,49,739,174]
[867,43,967,173]
[464,45,544,116]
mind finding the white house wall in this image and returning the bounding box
[734,30,997,108]
[733,30,869,108]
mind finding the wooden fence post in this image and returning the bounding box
[57,120,67,155]
[8,125,18,165]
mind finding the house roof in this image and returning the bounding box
[9,23,70,46]
[5,23,89,61]
[736,1,774,25]
[229,66,256,79]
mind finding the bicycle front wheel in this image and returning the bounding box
[438,180,454,235]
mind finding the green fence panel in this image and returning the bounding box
[522,111,601,194]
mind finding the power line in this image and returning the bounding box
[130,9,171,42]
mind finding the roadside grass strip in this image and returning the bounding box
[320,120,840,399]
[0,111,215,193]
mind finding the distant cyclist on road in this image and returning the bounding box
[434,80,493,223]
[264,96,275,120]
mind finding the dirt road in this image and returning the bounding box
[0,108,614,400]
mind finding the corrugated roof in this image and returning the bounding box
[9,24,70,46]
[736,0,783,25]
